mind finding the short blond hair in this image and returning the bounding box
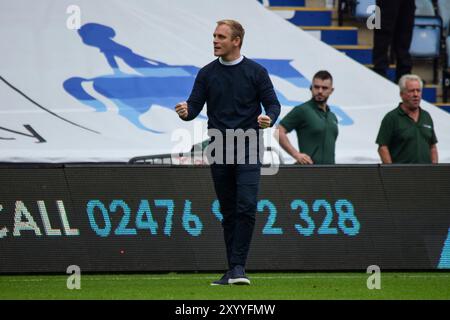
[217,19,245,48]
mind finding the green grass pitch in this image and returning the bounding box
[1,272,449,300]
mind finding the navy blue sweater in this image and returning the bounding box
[185,57,281,131]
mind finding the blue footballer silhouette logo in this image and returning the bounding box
[63,23,353,133]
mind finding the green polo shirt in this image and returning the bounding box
[376,104,438,164]
[279,99,339,164]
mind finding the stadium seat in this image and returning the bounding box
[337,0,375,26]
[409,16,443,84]
[415,0,435,16]
[437,0,450,35]
[354,0,376,20]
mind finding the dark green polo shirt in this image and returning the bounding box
[376,104,438,164]
[279,99,339,164]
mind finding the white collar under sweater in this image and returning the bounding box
[219,55,244,66]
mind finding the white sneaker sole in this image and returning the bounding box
[210,282,229,286]
[228,277,251,285]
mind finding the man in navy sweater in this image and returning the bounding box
[175,19,280,285]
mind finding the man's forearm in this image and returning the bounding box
[431,144,438,164]
[378,145,392,164]
[275,128,299,159]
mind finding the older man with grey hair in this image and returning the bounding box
[376,74,438,164]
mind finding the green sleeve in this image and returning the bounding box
[430,117,438,145]
[332,112,339,138]
[279,105,303,133]
[376,114,394,146]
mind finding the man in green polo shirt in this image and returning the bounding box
[274,70,338,164]
[376,74,438,164]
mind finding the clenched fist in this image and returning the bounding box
[175,101,188,119]
[257,115,271,129]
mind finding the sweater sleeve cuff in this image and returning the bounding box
[185,104,196,121]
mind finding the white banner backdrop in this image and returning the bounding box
[1,0,449,163]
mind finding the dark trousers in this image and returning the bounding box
[373,0,416,82]
[210,163,261,269]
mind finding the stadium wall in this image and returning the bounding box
[0,165,449,273]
